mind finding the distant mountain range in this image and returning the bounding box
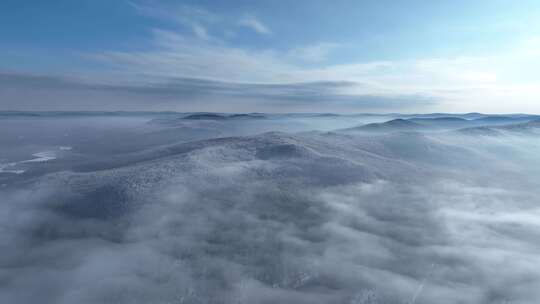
[1,111,538,120]
[339,115,540,134]
[458,120,540,136]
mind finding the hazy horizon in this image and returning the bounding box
[2,110,540,115]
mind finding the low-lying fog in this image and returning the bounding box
[1,112,540,304]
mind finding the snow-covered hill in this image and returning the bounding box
[1,113,540,304]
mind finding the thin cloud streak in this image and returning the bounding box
[0,72,434,112]
[238,15,271,35]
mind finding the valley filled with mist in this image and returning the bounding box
[1,112,540,304]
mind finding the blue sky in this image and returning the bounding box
[1,0,540,112]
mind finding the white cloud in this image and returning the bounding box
[238,15,271,35]
[85,24,540,113]
[91,29,290,83]
[130,3,272,39]
[128,1,219,40]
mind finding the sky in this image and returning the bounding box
[1,0,540,113]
